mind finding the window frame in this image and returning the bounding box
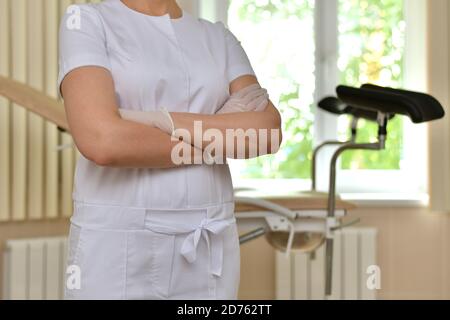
[197,0,428,202]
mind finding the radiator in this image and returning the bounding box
[3,237,67,300]
[276,228,378,300]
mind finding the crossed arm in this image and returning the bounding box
[61,66,282,168]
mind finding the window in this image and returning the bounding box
[198,0,427,198]
[227,0,316,180]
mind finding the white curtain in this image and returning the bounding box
[428,0,450,213]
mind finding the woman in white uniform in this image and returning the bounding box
[59,0,282,300]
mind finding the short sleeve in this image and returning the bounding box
[57,4,111,96]
[216,22,256,83]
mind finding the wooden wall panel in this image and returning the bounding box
[0,0,11,222]
[44,0,60,219]
[59,0,75,218]
[27,0,45,220]
[11,0,28,221]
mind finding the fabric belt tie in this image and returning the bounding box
[180,218,235,277]
[145,216,236,278]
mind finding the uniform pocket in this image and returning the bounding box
[125,230,176,300]
[214,223,241,300]
[226,224,241,298]
[67,227,128,300]
[231,223,241,285]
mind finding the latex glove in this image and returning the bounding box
[217,83,269,114]
[119,108,175,136]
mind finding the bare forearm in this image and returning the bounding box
[79,118,201,168]
[170,103,282,159]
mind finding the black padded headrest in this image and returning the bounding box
[318,96,389,122]
[336,84,445,123]
[318,97,347,115]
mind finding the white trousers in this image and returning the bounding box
[65,201,240,300]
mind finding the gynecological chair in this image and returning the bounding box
[234,83,445,296]
[0,76,445,297]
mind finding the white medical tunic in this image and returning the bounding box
[58,0,256,299]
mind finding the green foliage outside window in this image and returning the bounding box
[228,0,405,178]
[228,0,315,179]
[338,0,405,169]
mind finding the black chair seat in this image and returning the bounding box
[336,84,445,123]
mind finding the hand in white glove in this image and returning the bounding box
[119,108,175,136]
[217,83,269,114]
